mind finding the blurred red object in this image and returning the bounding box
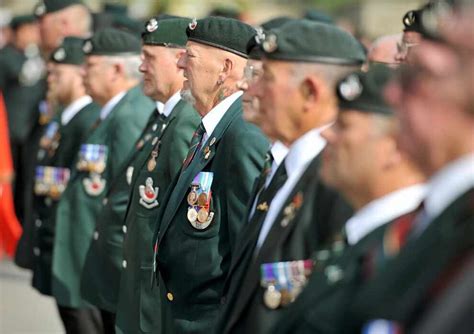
[0,91,22,258]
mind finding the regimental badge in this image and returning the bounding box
[338,74,363,101]
[403,10,417,27]
[53,47,66,62]
[254,27,266,45]
[83,40,93,54]
[262,33,278,53]
[189,18,198,30]
[34,1,46,16]
[203,146,211,160]
[261,260,314,309]
[280,192,304,227]
[76,144,108,173]
[256,201,269,212]
[146,18,159,32]
[187,172,214,230]
[83,173,106,196]
[139,177,159,209]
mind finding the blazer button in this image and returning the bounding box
[166,292,174,301]
[93,231,99,240]
[35,219,42,227]
[122,260,127,268]
[33,247,41,256]
[122,225,127,234]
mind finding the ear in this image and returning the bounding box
[218,58,234,84]
[111,61,124,80]
[300,76,319,107]
[381,135,402,169]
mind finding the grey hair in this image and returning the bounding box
[370,113,397,137]
[105,55,142,81]
[290,62,361,90]
[61,4,93,37]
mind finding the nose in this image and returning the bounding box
[177,53,187,70]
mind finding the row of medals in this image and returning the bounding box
[187,185,210,224]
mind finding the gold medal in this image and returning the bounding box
[147,151,158,171]
[49,185,60,200]
[197,193,208,206]
[187,207,198,223]
[187,190,198,205]
[280,288,293,306]
[263,285,281,309]
[95,161,106,174]
[197,208,209,223]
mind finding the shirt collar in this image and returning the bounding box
[161,91,182,118]
[271,140,289,166]
[345,184,427,245]
[424,153,474,220]
[156,101,164,114]
[61,95,92,125]
[201,91,243,138]
[100,90,127,120]
[284,125,330,175]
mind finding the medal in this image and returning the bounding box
[264,285,281,309]
[197,193,208,206]
[280,288,293,306]
[203,146,211,160]
[187,207,198,223]
[187,188,198,205]
[197,208,209,223]
[152,137,158,146]
[136,139,144,150]
[138,177,159,209]
[147,151,158,171]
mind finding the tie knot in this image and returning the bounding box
[195,122,206,136]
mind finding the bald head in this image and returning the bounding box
[368,33,401,65]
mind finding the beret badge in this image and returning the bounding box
[189,18,197,30]
[146,18,159,32]
[403,10,417,27]
[254,27,266,45]
[53,48,66,61]
[262,33,278,53]
[83,40,93,54]
[339,74,363,101]
[34,2,46,16]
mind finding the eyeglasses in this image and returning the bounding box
[397,40,419,55]
[243,64,263,84]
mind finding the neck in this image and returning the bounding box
[196,86,236,117]
[100,79,137,106]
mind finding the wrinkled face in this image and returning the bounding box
[83,55,114,105]
[385,40,462,175]
[47,62,81,105]
[177,41,222,109]
[254,59,303,143]
[38,13,62,52]
[395,31,422,63]
[320,111,393,196]
[139,45,183,102]
[238,59,264,127]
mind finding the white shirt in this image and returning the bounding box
[256,127,328,250]
[61,95,92,125]
[420,153,474,230]
[345,184,426,245]
[201,91,243,145]
[161,91,181,117]
[156,101,164,114]
[100,91,127,120]
[248,141,290,219]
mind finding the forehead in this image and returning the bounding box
[402,31,422,44]
[85,55,105,64]
[337,109,373,126]
[142,44,167,56]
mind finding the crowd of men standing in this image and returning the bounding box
[0,0,472,333]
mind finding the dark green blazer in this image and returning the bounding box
[52,85,154,308]
[347,188,474,332]
[154,97,269,334]
[115,100,200,334]
[217,154,353,334]
[31,101,101,296]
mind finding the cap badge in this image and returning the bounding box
[34,2,46,16]
[53,48,66,62]
[339,74,363,101]
[254,27,266,45]
[83,40,93,54]
[189,18,197,30]
[262,33,278,53]
[146,18,159,32]
[403,10,417,27]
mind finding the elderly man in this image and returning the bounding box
[78,18,200,334]
[346,4,474,331]
[271,65,426,333]
[52,28,154,333]
[30,37,100,298]
[152,17,269,333]
[216,20,365,334]
[34,0,92,55]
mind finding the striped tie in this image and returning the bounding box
[182,122,206,169]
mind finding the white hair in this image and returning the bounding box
[105,55,142,81]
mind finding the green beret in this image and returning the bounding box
[10,15,36,30]
[261,16,294,31]
[51,37,85,65]
[260,20,366,65]
[83,28,141,56]
[303,9,334,24]
[104,3,127,16]
[208,6,241,20]
[34,0,84,17]
[142,17,190,47]
[337,64,394,115]
[186,16,256,58]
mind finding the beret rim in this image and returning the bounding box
[339,101,393,115]
[187,37,249,59]
[263,54,365,66]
